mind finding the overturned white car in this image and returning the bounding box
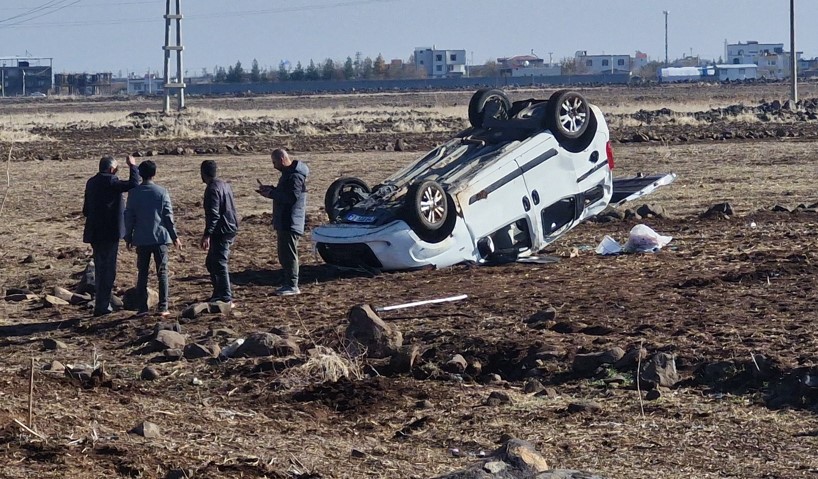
[312,89,675,271]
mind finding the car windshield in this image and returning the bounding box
[382,135,525,192]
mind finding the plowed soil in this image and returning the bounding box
[2,83,818,479]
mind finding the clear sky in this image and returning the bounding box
[0,0,816,75]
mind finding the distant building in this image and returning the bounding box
[574,51,631,75]
[414,47,466,78]
[0,57,53,96]
[497,55,561,77]
[633,51,649,73]
[715,64,758,81]
[658,66,712,83]
[725,41,799,79]
[126,73,164,95]
[54,73,112,95]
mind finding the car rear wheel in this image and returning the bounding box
[324,177,370,222]
[404,180,456,243]
[544,90,597,152]
[468,88,511,128]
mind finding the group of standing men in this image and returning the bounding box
[82,148,309,318]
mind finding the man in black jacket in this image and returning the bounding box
[256,148,309,296]
[200,160,239,304]
[83,154,139,317]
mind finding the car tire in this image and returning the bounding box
[544,90,597,152]
[404,180,456,243]
[324,177,371,222]
[468,88,511,128]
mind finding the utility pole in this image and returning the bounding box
[162,0,185,113]
[22,70,26,96]
[548,52,553,66]
[790,0,798,105]
[663,10,670,66]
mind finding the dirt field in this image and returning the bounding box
[2,83,818,479]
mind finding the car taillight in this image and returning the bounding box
[606,141,615,170]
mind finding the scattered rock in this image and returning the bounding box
[345,304,403,359]
[234,332,300,357]
[122,287,159,311]
[182,302,209,319]
[771,204,791,213]
[551,321,588,334]
[43,295,70,307]
[614,346,648,371]
[141,366,160,381]
[645,389,662,400]
[572,347,626,374]
[43,360,65,372]
[524,378,545,394]
[394,138,408,151]
[641,352,680,388]
[21,254,35,264]
[52,286,75,303]
[636,203,666,218]
[443,354,468,374]
[163,349,184,361]
[42,338,68,350]
[4,293,37,302]
[567,400,603,414]
[701,202,734,219]
[485,391,512,406]
[152,330,186,351]
[153,322,182,334]
[130,421,161,438]
[208,301,233,314]
[183,343,220,360]
[388,344,421,373]
[536,387,559,399]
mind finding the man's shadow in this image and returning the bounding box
[232,263,376,287]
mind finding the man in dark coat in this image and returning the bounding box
[256,148,309,296]
[82,154,139,317]
[199,160,239,304]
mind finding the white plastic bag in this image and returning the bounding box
[594,235,622,255]
[622,224,672,253]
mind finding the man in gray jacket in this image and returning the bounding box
[124,160,182,316]
[256,148,309,296]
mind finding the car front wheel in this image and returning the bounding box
[404,180,456,243]
[324,177,370,222]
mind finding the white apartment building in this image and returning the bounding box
[574,51,631,74]
[724,41,800,79]
[414,47,467,78]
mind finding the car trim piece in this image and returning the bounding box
[576,157,608,183]
[468,148,557,205]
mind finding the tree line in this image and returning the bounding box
[213,53,426,83]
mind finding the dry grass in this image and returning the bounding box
[277,346,364,389]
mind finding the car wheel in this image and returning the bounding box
[468,88,511,128]
[324,177,371,222]
[544,90,597,152]
[404,180,456,243]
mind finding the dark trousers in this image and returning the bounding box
[92,241,119,315]
[136,244,169,312]
[206,234,235,302]
[277,230,300,288]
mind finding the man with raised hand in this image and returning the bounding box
[82,154,139,317]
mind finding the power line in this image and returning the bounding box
[0,0,399,29]
[0,0,71,24]
[0,0,82,27]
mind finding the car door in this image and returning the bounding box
[515,136,582,250]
